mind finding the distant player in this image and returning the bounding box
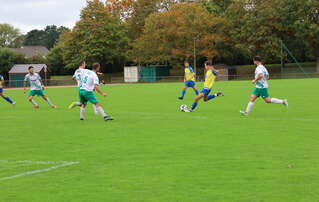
[23,66,56,109]
[183,61,224,112]
[178,61,199,100]
[0,74,15,106]
[240,56,288,116]
[79,65,113,121]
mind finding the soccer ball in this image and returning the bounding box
[180,104,187,112]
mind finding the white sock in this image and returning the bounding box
[93,105,98,114]
[245,101,254,113]
[80,107,86,119]
[96,106,107,118]
[46,98,54,106]
[76,102,81,106]
[31,99,38,107]
[271,98,284,104]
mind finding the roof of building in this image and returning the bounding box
[10,46,49,58]
[9,64,48,74]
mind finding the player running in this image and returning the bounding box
[178,61,199,100]
[68,61,86,109]
[182,61,224,112]
[23,66,56,109]
[79,65,113,121]
[240,56,288,116]
[0,74,15,106]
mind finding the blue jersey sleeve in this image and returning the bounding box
[212,70,217,76]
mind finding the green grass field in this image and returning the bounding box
[1,79,319,202]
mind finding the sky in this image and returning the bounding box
[0,0,87,33]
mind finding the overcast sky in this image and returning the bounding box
[0,0,87,33]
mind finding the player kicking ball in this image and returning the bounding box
[240,56,288,116]
[178,61,199,100]
[0,74,15,106]
[24,66,56,109]
[182,61,224,112]
[79,65,113,121]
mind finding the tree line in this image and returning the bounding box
[0,0,318,76]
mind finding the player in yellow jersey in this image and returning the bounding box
[182,61,224,112]
[178,61,199,100]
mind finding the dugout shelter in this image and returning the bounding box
[9,64,50,87]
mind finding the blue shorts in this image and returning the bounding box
[184,81,195,88]
[200,88,211,96]
[0,88,3,93]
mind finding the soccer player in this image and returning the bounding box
[0,74,15,106]
[23,66,56,109]
[184,61,224,112]
[79,65,113,121]
[178,61,199,100]
[68,61,86,109]
[240,56,288,116]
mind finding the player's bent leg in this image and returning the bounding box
[265,97,288,107]
[0,93,14,105]
[80,104,87,120]
[192,87,199,96]
[191,93,204,111]
[68,101,81,109]
[179,87,188,100]
[42,96,56,108]
[240,95,258,116]
[204,92,224,102]
[28,96,39,108]
[94,103,113,121]
[264,97,272,103]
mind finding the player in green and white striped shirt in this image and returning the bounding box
[68,61,86,109]
[78,64,113,121]
[240,56,288,116]
[23,66,56,109]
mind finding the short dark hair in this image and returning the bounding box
[253,56,262,62]
[205,61,212,66]
[92,63,100,70]
[28,66,34,70]
[78,61,85,67]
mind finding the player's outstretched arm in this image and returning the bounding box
[94,85,107,97]
[23,81,27,94]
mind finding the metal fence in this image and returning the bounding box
[2,72,319,89]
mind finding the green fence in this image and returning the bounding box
[141,65,170,82]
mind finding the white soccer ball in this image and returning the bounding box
[180,104,187,112]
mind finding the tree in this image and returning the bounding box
[23,25,70,49]
[225,0,285,63]
[202,0,234,15]
[0,24,23,48]
[131,3,230,64]
[47,43,68,75]
[0,48,26,78]
[106,0,135,20]
[294,0,319,71]
[126,0,160,40]
[59,0,129,71]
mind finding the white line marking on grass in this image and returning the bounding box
[0,160,72,165]
[0,161,79,181]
